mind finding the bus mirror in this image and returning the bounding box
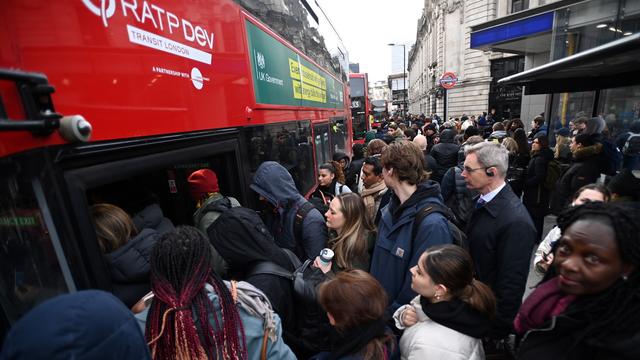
[59,115,92,143]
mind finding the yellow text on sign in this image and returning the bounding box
[292,80,326,103]
[289,58,326,90]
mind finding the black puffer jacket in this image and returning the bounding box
[430,130,460,183]
[523,148,554,217]
[105,228,159,308]
[551,143,603,213]
[131,203,174,235]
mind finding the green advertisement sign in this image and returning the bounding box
[245,20,344,109]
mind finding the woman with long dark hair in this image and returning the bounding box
[516,202,640,359]
[312,270,396,360]
[324,192,374,272]
[523,134,554,240]
[139,226,294,360]
[393,245,495,359]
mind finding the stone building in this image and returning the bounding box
[408,0,559,120]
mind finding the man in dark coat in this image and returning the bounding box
[461,142,537,339]
[551,134,604,214]
[251,161,327,261]
[430,129,460,183]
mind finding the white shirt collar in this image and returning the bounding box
[480,181,506,204]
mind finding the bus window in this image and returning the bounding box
[243,121,315,195]
[330,117,347,154]
[0,175,74,328]
[314,123,331,167]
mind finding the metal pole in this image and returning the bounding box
[403,45,406,119]
[443,88,447,122]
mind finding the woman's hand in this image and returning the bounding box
[402,306,418,327]
[313,256,332,274]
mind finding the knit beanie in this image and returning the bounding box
[187,169,219,201]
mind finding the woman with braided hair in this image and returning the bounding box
[515,202,640,359]
[136,226,295,360]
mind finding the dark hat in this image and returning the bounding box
[188,169,219,200]
[534,131,548,139]
[556,128,571,137]
[332,151,349,162]
[424,123,437,132]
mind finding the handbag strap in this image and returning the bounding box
[260,331,269,360]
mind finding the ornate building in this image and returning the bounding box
[408,0,553,120]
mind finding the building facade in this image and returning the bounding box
[369,80,392,103]
[471,0,639,137]
[408,0,558,120]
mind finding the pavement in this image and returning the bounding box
[523,214,557,299]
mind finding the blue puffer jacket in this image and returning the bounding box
[1,290,150,360]
[251,161,327,260]
[132,203,174,235]
[370,181,453,315]
[106,228,159,308]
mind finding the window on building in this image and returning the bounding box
[511,0,529,13]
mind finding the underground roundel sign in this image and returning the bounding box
[439,72,458,89]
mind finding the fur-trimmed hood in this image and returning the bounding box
[572,142,602,161]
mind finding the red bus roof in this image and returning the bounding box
[0,0,348,157]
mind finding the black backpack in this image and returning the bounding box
[623,133,640,156]
[307,185,345,219]
[207,200,331,354]
[411,202,467,249]
[247,250,331,354]
[444,166,477,229]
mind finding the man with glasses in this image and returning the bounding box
[462,142,537,350]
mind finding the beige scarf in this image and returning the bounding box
[361,181,387,221]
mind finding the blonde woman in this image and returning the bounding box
[554,128,572,164]
[90,203,159,308]
[324,192,374,272]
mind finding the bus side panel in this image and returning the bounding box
[0,0,253,155]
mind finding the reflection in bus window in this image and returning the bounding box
[0,176,71,326]
[330,117,347,154]
[314,123,330,166]
[244,121,314,194]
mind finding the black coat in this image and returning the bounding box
[465,185,536,338]
[518,313,640,360]
[430,142,460,183]
[105,228,159,308]
[551,143,603,213]
[506,153,530,198]
[522,148,554,217]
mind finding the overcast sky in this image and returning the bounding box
[319,0,425,83]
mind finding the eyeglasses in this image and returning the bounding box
[463,165,495,173]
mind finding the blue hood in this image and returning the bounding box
[250,161,304,207]
[1,290,150,360]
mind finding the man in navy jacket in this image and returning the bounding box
[370,141,453,316]
[462,142,536,338]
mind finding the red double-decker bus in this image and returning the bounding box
[0,0,351,337]
[348,73,371,142]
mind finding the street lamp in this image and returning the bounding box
[388,43,406,118]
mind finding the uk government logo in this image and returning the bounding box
[257,52,266,69]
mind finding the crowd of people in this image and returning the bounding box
[2,113,640,360]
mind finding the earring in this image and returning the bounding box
[622,274,629,281]
[435,294,441,300]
